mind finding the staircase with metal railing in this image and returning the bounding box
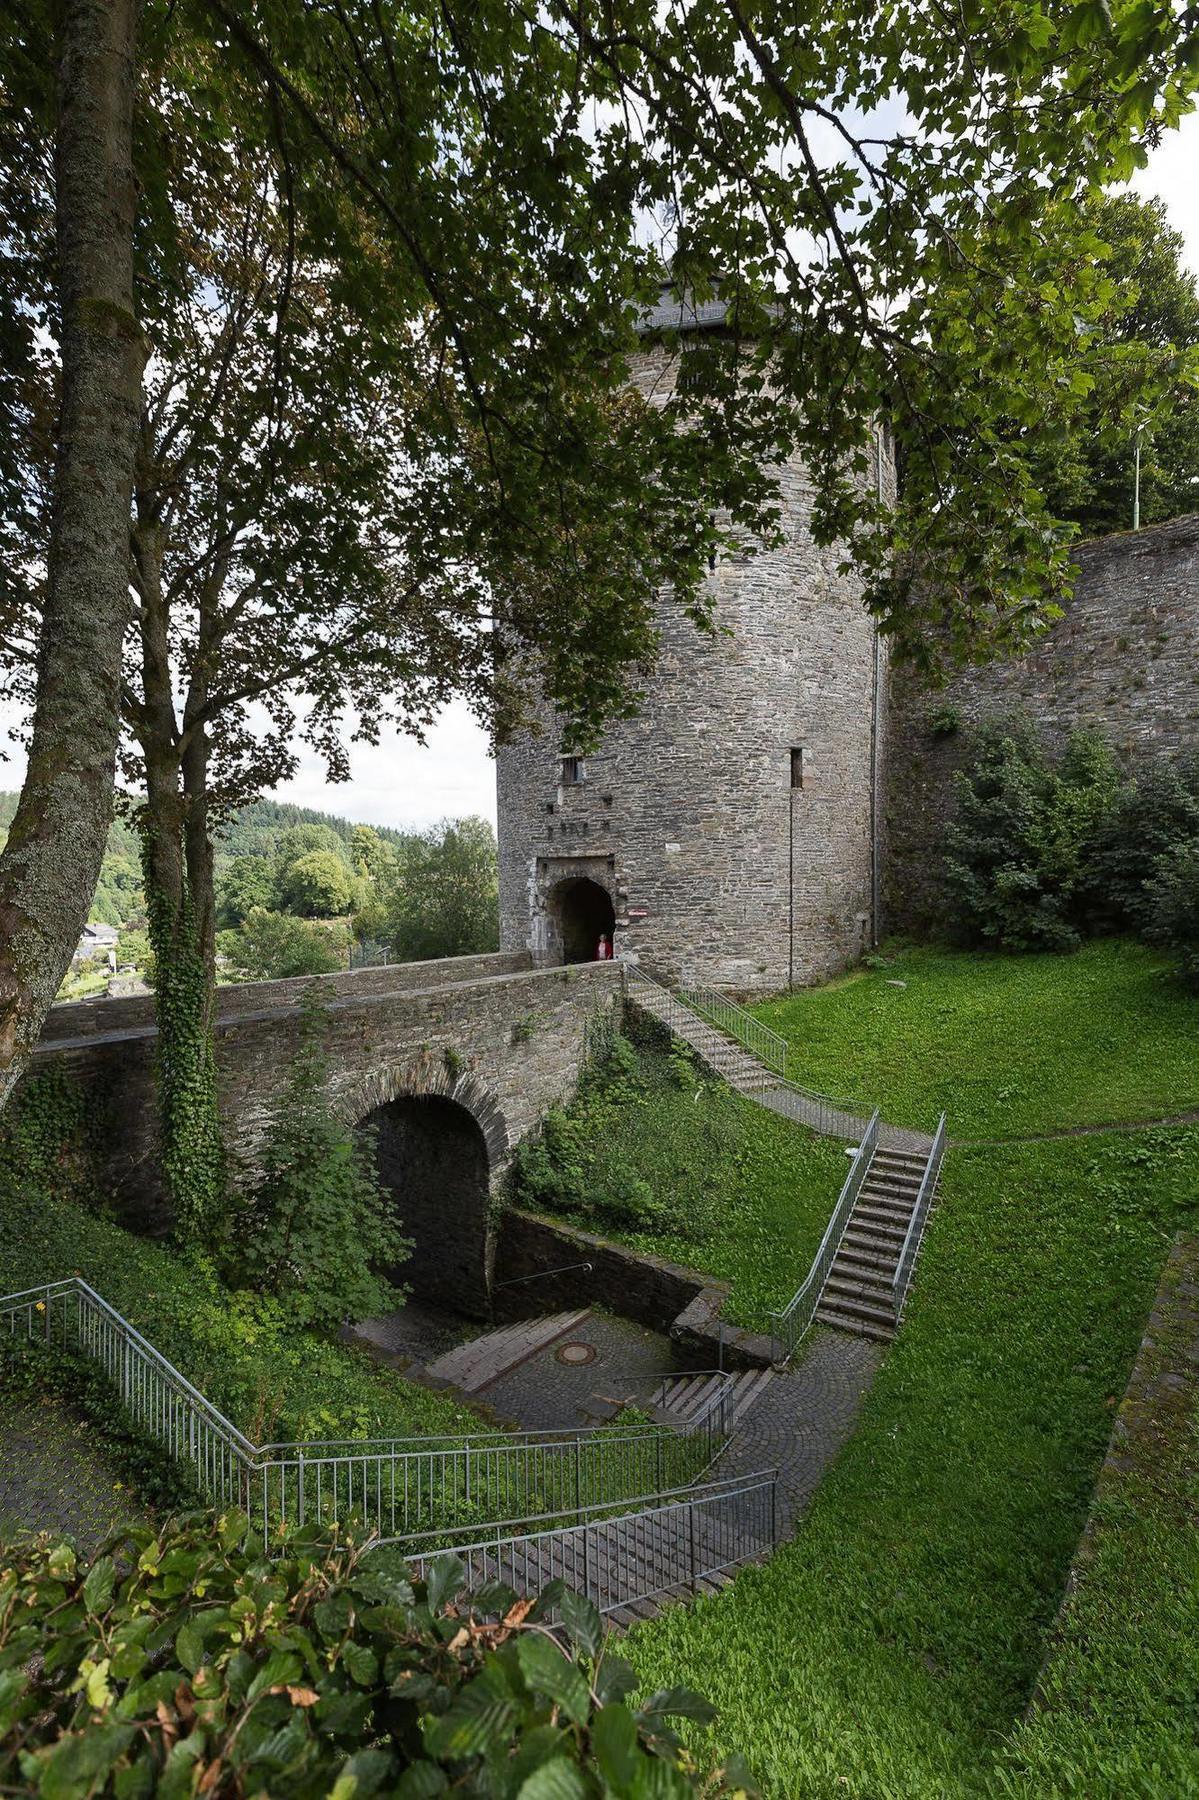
[0,1279,734,1547]
[622,964,947,1354]
[624,964,912,1143]
[1,1275,779,1623]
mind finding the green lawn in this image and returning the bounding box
[508,1023,848,1325]
[996,1235,1199,1799]
[753,939,1199,1139]
[625,1129,1199,1796]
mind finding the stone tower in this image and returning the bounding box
[495,286,894,992]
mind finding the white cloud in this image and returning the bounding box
[271,701,497,831]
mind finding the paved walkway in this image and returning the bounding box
[755,1083,933,1154]
[480,1312,684,1431]
[0,1390,139,1556]
[708,1327,882,1536]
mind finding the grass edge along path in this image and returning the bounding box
[995,1231,1199,1799]
[622,1128,1199,1797]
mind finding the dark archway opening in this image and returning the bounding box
[548,877,616,964]
[357,1095,491,1317]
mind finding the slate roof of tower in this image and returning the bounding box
[637,287,731,334]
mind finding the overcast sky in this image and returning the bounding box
[6,114,1199,835]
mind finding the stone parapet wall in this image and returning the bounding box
[886,514,1199,932]
[40,948,533,1043]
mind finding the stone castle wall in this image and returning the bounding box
[497,344,893,991]
[31,956,622,1312]
[886,513,1199,932]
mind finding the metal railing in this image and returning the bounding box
[891,1112,947,1319]
[623,964,867,1139]
[759,1109,881,1361]
[0,1279,732,1546]
[407,1472,779,1617]
[676,983,790,1078]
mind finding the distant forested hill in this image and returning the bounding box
[214,798,410,859]
[0,793,414,930]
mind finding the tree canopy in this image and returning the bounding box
[1023,193,1199,535]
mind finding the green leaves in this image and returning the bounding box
[0,1518,739,1796]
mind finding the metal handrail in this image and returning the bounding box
[676,983,789,1077]
[623,964,867,1139]
[1,1278,733,1545]
[761,1109,881,1361]
[891,1113,947,1319]
[406,1471,780,1616]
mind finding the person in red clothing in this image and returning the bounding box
[595,933,613,960]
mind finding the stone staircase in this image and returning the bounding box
[815,1147,933,1342]
[626,980,778,1093]
[422,1310,592,1394]
[651,1368,774,1429]
[410,1473,777,1630]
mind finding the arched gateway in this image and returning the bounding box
[335,1063,509,1319]
[546,876,616,964]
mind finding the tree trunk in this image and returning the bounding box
[132,521,226,1239]
[0,0,143,1106]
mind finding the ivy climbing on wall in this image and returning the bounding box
[141,861,226,1242]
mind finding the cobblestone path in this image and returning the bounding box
[0,1389,140,1556]
[708,1327,882,1537]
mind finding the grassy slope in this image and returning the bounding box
[509,1029,847,1324]
[626,1130,1199,1796]
[753,939,1199,1139]
[0,1183,473,1452]
[996,1238,1199,1799]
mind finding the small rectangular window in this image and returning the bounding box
[561,755,584,786]
[790,747,804,789]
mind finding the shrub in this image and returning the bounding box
[1084,758,1199,930]
[0,1515,755,1797]
[280,848,359,918]
[220,990,410,1329]
[1143,838,1199,992]
[943,723,1122,951]
[218,909,349,980]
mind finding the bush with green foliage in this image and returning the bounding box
[509,1016,846,1322]
[944,723,1116,951]
[221,991,409,1328]
[0,1516,754,1798]
[215,854,278,928]
[1143,838,1199,992]
[1083,757,1199,930]
[381,817,499,962]
[944,720,1199,981]
[218,909,350,981]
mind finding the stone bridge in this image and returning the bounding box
[31,950,623,1317]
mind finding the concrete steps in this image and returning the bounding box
[651,1367,774,1429]
[424,1310,592,1394]
[421,1487,773,1630]
[626,985,777,1094]
[816,1148,934,1344]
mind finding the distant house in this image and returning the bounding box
[73,922,121,966]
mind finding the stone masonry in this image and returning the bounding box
[496,301,896,993]
[887,513,1199,931]
[31,951,623,1315]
